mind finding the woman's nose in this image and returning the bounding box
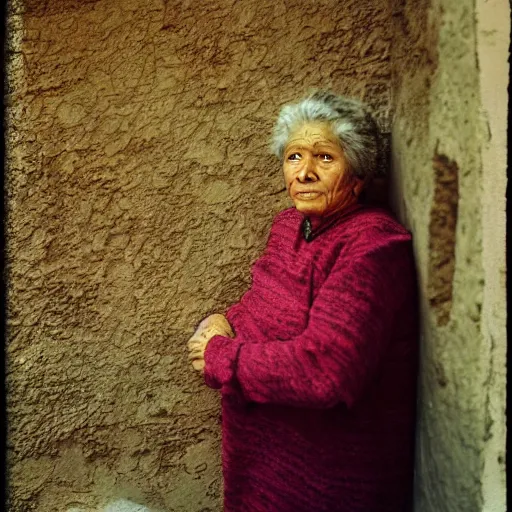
[297,158,317,182]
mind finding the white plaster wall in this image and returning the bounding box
[476,0,509,510]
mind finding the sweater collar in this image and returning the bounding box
[301,203,364,242]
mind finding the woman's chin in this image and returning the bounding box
[293,204,319,216]
[292,198,325,216]
[293,201,326,217]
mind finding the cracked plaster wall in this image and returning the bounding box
[390,0,508,510]
[5,0,393,510]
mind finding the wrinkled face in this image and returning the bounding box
[282,122,364,218]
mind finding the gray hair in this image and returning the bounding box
[271,91,382,182]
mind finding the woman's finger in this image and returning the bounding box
[191,359,205,372]
[188,347,205,359]
[188,349,201,359]
[188,339,206,351]
[188,337,206,350]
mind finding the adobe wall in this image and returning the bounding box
[5,0,393,510]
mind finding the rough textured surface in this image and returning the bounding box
[390,0,508,510]
[428,152,459,327]
[5,0,393,510]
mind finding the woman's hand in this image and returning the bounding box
[187,314,234,374]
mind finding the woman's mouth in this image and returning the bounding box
[295,191,320,200]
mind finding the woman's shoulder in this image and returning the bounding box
[346,206,411,239]
[335,206,413,261]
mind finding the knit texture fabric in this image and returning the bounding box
[204,205,418,512]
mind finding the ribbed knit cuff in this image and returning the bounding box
[204,335,243,389]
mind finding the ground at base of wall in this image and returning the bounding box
[68,499,152,512]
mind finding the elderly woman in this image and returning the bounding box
[187,91,418,512]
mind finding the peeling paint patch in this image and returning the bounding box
[427,150,459,325]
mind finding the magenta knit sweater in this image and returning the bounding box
[204,205,418,512]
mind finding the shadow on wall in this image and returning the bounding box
[362,131,391,209]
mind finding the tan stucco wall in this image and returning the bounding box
[5,0,393,510]
[390,0,508,510]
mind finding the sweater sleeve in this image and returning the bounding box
[204,232,414,409]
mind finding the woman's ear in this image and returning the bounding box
[352,177,365,199]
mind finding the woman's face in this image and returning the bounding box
[282,122,363,218]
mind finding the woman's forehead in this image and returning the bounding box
[286,122,340,148]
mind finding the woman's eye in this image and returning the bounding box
[319,154,333,162]
[287,153,301,161]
